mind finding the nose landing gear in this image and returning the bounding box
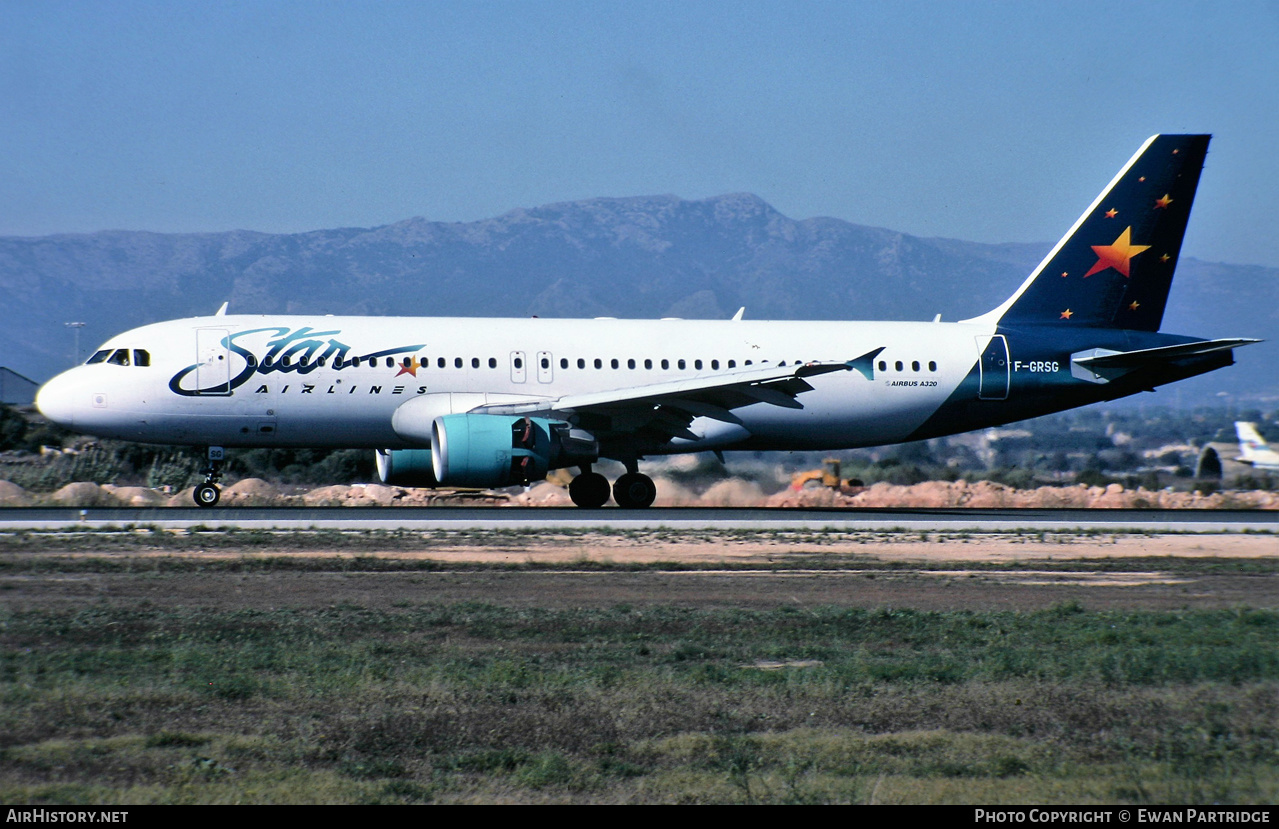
[193,446,225,508]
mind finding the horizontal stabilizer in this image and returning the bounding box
[1071,338,1261,384]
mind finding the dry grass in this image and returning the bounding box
[2,536,1277,804]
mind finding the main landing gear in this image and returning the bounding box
[568,463,657,509]
[193,446,225,508]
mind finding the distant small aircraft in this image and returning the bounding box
[1235,422,1279,471]
[36,135,1261,508]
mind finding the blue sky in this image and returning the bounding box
[3,0,1278,267]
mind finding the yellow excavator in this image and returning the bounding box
[789,458,864,493]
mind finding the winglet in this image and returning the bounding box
[731,307,745,321]
[214,301,229,317]
[844,347,886,381]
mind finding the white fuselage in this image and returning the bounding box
[36,314,998,454]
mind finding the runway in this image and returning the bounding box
[1,506,1277,533]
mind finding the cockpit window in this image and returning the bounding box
[133,349,150,367]
[87,350,111,365]
[107,349,130,366]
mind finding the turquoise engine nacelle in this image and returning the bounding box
[432,414,569,488]
[374,448,439,487]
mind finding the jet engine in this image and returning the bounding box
[431,413,597,488]
[375,448,439,487]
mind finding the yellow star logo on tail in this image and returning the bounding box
[1085,227,1149,278]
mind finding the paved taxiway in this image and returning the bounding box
[1,506,1276,533]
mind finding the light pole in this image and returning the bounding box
[65,322,86,365]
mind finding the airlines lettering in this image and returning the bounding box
[250,385,429,396]
[170,326,425,396]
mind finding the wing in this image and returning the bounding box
[474,347,884,447]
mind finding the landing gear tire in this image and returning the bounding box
[613,472,657,509]
[195,446,225,509]
[194,483,221,508]
[569,471,611,508]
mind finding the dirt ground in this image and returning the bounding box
[5,531,1276,613]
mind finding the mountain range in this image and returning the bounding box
[2,193,1274,405]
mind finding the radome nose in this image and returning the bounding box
[35,372,79,429]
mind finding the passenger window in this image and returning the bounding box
[514,357,523,369]
[246,354,257,367]
[878,360,887,371]
[577,358,585,369]
[661,359,669,370]
[133,349,150,367]
[644,359,652,370]
[711,360,719,370]
[895,361,903,371]
[627,358,635,369]
[912,361,920,372]
[456,357,464,369]
[929,361,937,371]
[728,360,736,369]
[560,358,568,369]
[490,357,498,369]
[350,356,359,367]
[300,356,309,366]
[695,359,703,370]
[610,359,619,369]
[87,350,111,365]
[108,349,130,366]
[438,357,446,368]
[541,357,550,369]
[678,359,686,370]
[282,356,291,367]
[470,357,478,368]
[745,360,753,366]
[594,358,602,369]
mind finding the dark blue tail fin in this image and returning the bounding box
[976,135,1209,331]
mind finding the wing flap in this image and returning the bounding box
[475,358,863,418]
[472,348,885,445]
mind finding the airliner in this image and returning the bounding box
[1235,422,1279,471]
[35,135,1260,508]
